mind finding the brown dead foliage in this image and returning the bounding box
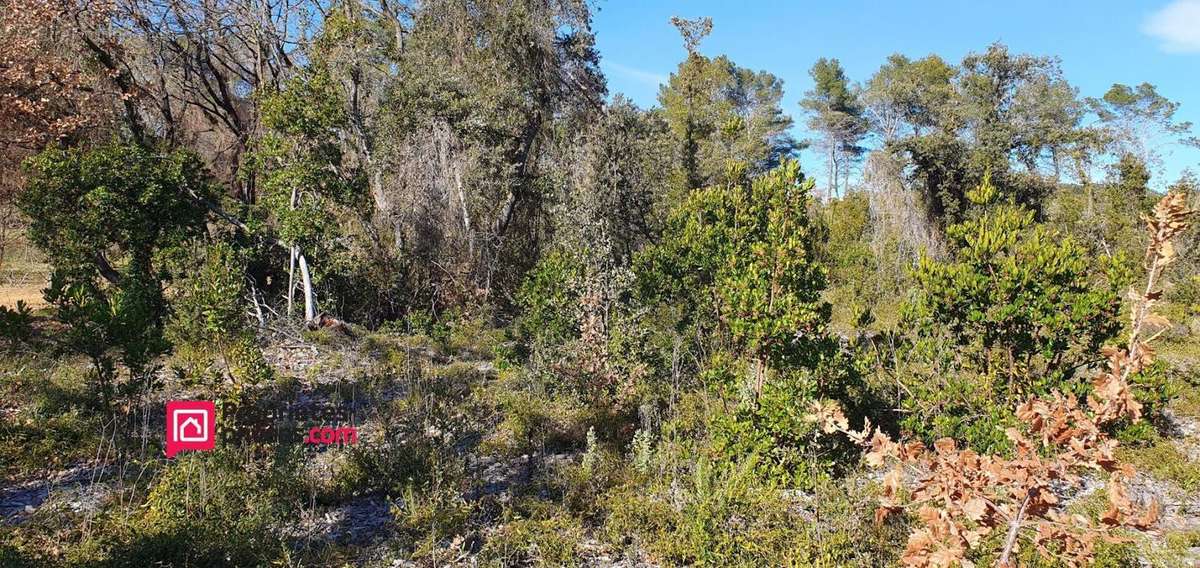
[810,192,1195,567]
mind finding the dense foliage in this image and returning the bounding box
[1,3,1198,567]
[19,144,213,404]
[897,177,1125,449]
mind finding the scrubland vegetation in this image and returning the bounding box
[1,2,1200,566]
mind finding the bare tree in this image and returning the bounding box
[65,0,321,199]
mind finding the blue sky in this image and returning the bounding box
[592,0,1200,187]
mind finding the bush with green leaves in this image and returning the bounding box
[0,356,103,479]
[390,481,474,560]
[515,244,659,416]
[249,64,370,321]
[600,448,902,567]
[95,449,298,567]
[19,143,213,406]
[896,177,1124,449]
[637,160,830,379]
[703,349,870,485]
[480,503,585,567]
[167,241,272,418]
[714,162,831,385]
[0,300,33,348]
[516,249,586,350]
[634,160,862,479]
[816,191,912,332]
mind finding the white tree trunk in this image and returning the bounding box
[298,251,317,322]
[287,183,300,317]
[827,147,835,202]
[831,151,841,200]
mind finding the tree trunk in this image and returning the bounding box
[842,151,851,198]
[288,183,302,318]
[298,251,317,322]
[94,252,123,285]
[827,147,835,202]
[753,357,767,398]
[835,151,844,200]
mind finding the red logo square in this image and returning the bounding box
[166,400,215,457]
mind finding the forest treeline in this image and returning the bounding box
[2,2,1200,566]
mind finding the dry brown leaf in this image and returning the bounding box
[962,497,988,522]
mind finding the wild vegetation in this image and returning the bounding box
[1,3,1199,567]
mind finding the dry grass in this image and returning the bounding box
[0,235,47,308]
[0,283,44,309]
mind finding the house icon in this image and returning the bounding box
[172,409,210,443]
[165,400,216,457]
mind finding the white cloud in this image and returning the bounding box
[602,61,668,87]
[1143,0,1200,53]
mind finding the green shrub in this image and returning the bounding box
[0,409,100,479]
[516,250,584,349]
[0,300,34,347]
[485,382,590,456]
[480,505,585,567]
[391,481,473,559]
[1168,275,1200,318]
[517,246,657,413]
[1166,530,1200,552]
[334,398,467,499]
[602,457,803,566]
[168,242,273,417]
[1119,359,1179,440]
[1119,440,1200,492]
[633,160,860,480]
[74,449,298,567]
[445,312,506,357]
[897,177,1123,449]
[0,541,33,568]
[703,350,866,486]
[636,160,830,377]
[543,448,629,522]
[602,415,906,566]
[333,436,440,498]
[20,143,214,407]
[333,360,480,499]
[1012,540,1139,568]
[0,357,105,480]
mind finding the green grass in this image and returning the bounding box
[480,505,585,567]
[0,355,106,481]
[1119,441,1200,492]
